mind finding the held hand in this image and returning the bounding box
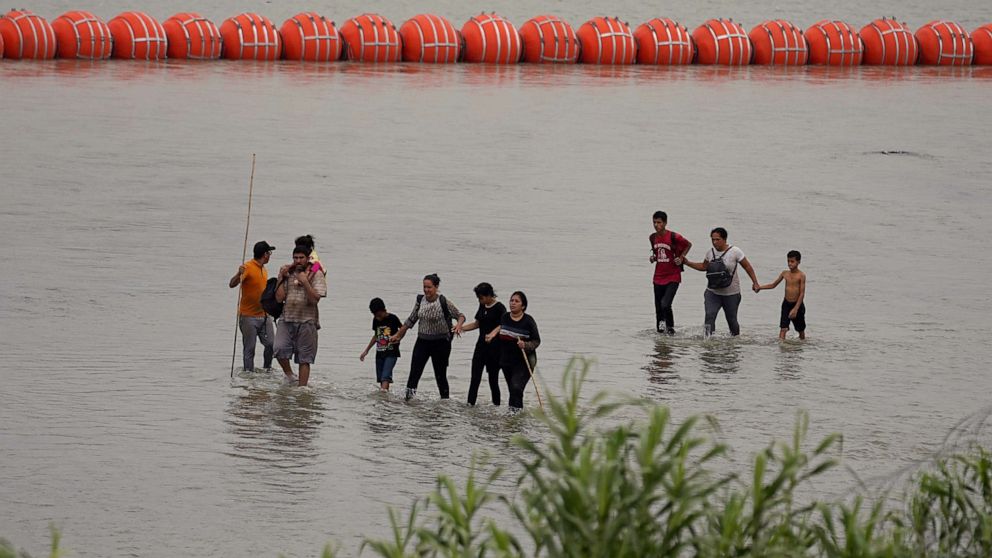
[752,283,760,293]
[238,265,246,275]
[673,256,683,265]
[278,264,291,278]
[295,271,309,284]
[485,332,496,343]
[388,334,400,344]
[452,323,463,337]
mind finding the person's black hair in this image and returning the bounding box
[295,235,315,252]
[369,297,386,313]
[787,250,802,262]
[473,282,495,298]
[511,290,528,311]
[652,210,668,222]
[293,244,310,256]
[423,273,441,287]
[711,227,728,240]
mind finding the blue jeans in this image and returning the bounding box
[375,355,397,383]
[239,315,273,371]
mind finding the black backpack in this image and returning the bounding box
[706,246,737,289]
[260,277,284,319]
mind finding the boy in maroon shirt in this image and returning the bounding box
[649,211,692,334]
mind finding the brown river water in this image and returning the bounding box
[2,0,991,556]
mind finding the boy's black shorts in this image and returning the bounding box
[780,300,806,331]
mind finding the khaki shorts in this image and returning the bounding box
[274,320,318,364]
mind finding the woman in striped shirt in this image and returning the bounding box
[389,274,465,401]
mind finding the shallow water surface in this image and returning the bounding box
[2,1,992,555]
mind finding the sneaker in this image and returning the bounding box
[404,387,416,401]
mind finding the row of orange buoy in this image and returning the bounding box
[1,10,991,66]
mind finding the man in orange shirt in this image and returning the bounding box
[229,241,275,372]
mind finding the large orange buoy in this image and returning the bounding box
[859,18,917,65]
[692,19,751,65]
[339,13,401,62]
[461,13,521,63]
[108,12,167,59]
[804,20,862,66]
[577,17,636,64]
[399,14,459,62]
[974,24,992,65]
[634,18,693,65]
[281,12,341,62]
[0,10,57,59]
[915,20,972,65]
[52,11,112,60]
[749,20,807,65]
[220,13,281,61]
[163,13,222,60]
[519,15,578,63]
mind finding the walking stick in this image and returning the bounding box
[520,346,544,410]
[231,154,257,378]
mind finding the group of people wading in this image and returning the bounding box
[230,236,540,411]
[649,210,807,340]
[230,213,807,411]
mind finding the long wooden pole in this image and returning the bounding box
[231,154,257,378]
[520,346,544,410]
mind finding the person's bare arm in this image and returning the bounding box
[740,257,760,292]
[229,265,245,288]
[790,273,807,318]
[485,326,501,343]
[757,271,785,292]
[360,335,376,361]
[462,320,480,333]
[675,237,692,265]
[684,259,707,271]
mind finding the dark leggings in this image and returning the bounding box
[503,361,531,409]
[406,337,451,398]
[653,282,680,332]
[704,290,742,336]
[468,343,501,406]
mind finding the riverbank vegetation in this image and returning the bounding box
[5,357,990,557]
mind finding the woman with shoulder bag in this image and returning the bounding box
[684,227,760,336]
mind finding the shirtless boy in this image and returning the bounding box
[757,250,807,340]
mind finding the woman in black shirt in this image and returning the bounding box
[486,291,540,411]
[461,282,506,406]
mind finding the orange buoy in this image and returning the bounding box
[339,13,401,62]
[163,13,222,60]
[52,11,112,60]
[399,14,459,63]
[220,13,281,61]
[577,17,636,64]
[692,19,751,65]
[461,13,521,63]
[915,20,972,65]
[519,15,578,63]
[974,24,992,65]
[108,12,167,60]
[804,20,862,66]
[281,12,341,62]
[0,10,57,59]
[859,18,917,65]
[634,18,693,65]
[749,20,807,65]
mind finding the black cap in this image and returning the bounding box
[253,241,275,258]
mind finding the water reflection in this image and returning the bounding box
[775,339,806,379]
[643,336,685,385]
[698,337,743,376]
[225,380,325,493]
